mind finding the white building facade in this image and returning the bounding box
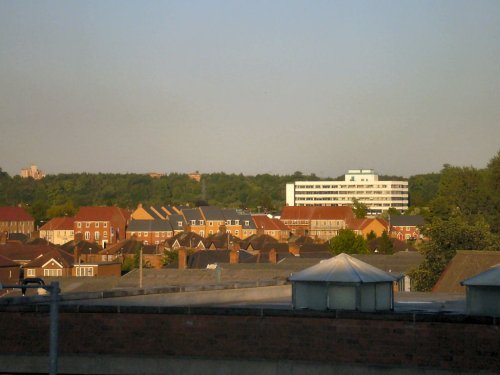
[286,169,408,215]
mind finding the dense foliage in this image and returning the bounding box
[0,170,321,224]
[408,150,500,291]
[329,229,369,255]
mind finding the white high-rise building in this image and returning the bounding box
[286,169,408,215]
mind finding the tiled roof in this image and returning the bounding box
[0,243,57,262]
[221,208,240,221]
[39,217,75,231]
[239,234,278,250]
[199,206,225,221]
[389,215,425,227]
[349,218,388,231]
[127,219,173,232]
[433,250,500,293]
[101,239,142,255]
[239,214,257,229]
[0,206,34,221]
[252,215,288,231]
[75,206,130,222]
[25,248,74,268]
[59,240,101,254]
[0,254,19,268]
[166,231,204,248]
[280,206,354,221]
[168,214,186,230]
[182,208,203,221]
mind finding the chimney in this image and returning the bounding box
[74,245,80,264]
[268,248,277,264]
[178,247,187,270]
[0,231,7,245]
[74,232,83,243]
[229,249,239,264]
[289,243,300,256]
[231,242,240,252]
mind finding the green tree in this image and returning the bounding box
[366,230,377,241]
[408,215,498,291]
[378,230,394,254]
[329,229,368,255]
[352,198,368,219]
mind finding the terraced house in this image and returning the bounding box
[0,206,34,236]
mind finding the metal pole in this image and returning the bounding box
[49,281,59,375]
[139,247,143,288]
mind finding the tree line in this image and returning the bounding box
[0,165,472,225]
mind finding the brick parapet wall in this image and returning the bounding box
[0,306,498,372]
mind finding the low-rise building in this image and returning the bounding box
[39,217,75,245]
[74,207,130,248]
[0,206,35,236]
[389,215,425,241]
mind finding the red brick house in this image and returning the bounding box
[252,215,290,242]
[280,206,355,240]
[74,207,130,248]
[0,206,34,236]
[24,248,74,278]
[389,215,424,241]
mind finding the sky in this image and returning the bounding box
[1,0,499,178]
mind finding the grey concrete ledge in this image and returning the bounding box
[0,278,287,306]
[0,301,497,325]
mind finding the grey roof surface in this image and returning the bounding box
[289,253,399,283]
[128,219,173,232]
[199,206,225,221]
[239,214,257,229]
[222,208,240,221]
[461,265,500,287]
[389,215,425,227]
[182,208,203,221]
[168,214,186,230]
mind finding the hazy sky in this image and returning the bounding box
[1,1,499,178]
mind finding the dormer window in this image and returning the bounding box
[245,220,250,226]
[235,220,239,225]
[199,220,204,225]
[191,220,196,225]
[178,221,183,227]
[226,220,231,225]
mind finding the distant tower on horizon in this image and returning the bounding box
[188,171,202,183]
[20,164,45,180]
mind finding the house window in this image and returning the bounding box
[27,269,35,277]
[235,230,239,236]
[44,269,62,277]
[103,222,108,228]
[103,231,108,237]
[85,231,90,240]
[209,221,213,226]
[76,267,93,277]
[95,222,99,228]
[95,232,100,241]
[77,222,82,228]
[235,220,239,225]
[191,220,196,225]
[245,220,250,226]
[226,220,231,225]
[199,220,204,225]
[200,230,205,237]
[86,222,90,228]
[178,221,183,227]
